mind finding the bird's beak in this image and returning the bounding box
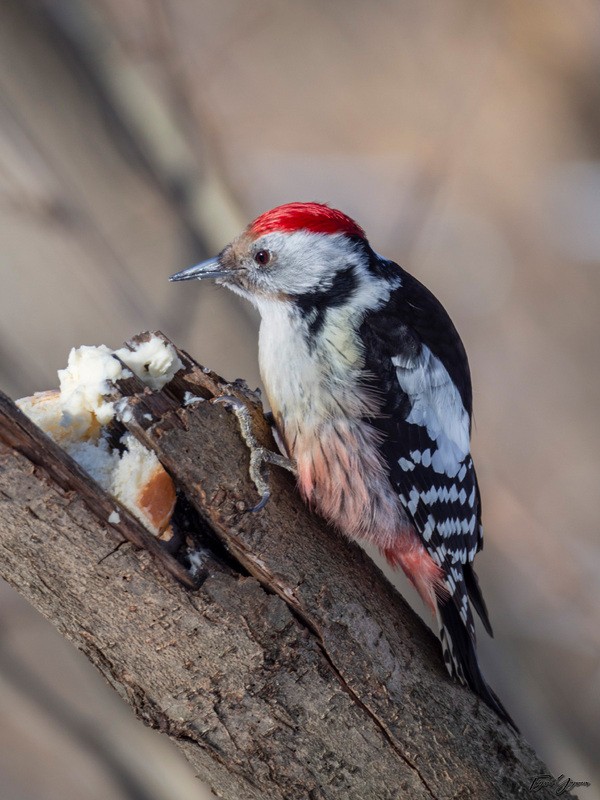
[169,257,230,282]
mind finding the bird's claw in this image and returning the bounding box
[211,394,295,512]
[249,488,271,514]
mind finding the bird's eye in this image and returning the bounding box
[254,249,271,266]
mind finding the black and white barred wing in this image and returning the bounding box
[391,346,481,564]
[360,273,492,641]
[385,345,488,635]
[360,264,514,724]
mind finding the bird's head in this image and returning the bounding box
[169,202,373,306]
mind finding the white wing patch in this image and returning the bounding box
[392,346,470,477]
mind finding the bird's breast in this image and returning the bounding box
[258,300,367,425]
[257,301,408,547]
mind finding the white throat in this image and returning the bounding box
[254,269,397,432]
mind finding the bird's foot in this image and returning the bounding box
[212,394,296,512]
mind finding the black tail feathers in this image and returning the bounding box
[438,599,518,731]
[463,563,494,637]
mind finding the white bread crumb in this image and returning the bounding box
[184,391,205,406]
[17,335,180,536]
[114,339,183,391]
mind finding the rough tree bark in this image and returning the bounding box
[0,333,569,800]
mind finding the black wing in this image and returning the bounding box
[360,262,490,637]
[359,257,517,726]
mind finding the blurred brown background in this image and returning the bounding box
[1,1,598,798]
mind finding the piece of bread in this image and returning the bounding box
[17,389,101,445]
[111,434,176,535]
[16,341,178,536]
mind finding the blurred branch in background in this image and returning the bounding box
[37,0,245,251]
[0,0,598,798]
[0,0,259,401]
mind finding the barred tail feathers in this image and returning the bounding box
[437,599,517,730]
[382,533,516,729]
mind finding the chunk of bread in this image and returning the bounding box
[17,383,176,536]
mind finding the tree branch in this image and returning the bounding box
[0,333,567,799]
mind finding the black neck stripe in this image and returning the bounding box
[294,265,358,339]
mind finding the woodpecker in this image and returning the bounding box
[170,202,514,727]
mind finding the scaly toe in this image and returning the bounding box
[212,393,282,511]
[248,490,271,513]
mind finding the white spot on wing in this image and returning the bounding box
[423,514,436,541]
[406,488,420,515]
[392,346,470,477]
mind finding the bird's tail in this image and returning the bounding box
[436,598,517,730]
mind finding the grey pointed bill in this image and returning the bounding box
[169,257,229,282]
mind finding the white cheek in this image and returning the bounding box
[254,231,363,294]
